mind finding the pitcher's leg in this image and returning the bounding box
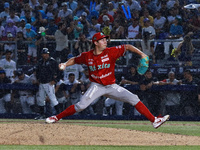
[106,84,155,122]
[54,83,105,120]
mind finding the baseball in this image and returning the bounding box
[60,64,65,70]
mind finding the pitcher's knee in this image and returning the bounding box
[75,103,87,112]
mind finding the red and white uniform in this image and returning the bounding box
[75,45,126,85]
[73,45,140,112]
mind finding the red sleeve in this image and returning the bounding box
[162,79,167,82]
[108,45,126,60]
[74,52,87,65]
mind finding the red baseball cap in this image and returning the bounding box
[92,32,108,43]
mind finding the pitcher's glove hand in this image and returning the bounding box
[137,56,149,75]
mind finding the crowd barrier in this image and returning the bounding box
[0,83,198,91]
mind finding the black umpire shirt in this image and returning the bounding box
[36,57,61,84]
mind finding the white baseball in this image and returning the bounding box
[60,64,65,70]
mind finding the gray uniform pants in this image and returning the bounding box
[75,82,140,112]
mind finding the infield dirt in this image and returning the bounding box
[0,122,200,145]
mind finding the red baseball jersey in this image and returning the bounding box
[75,45,126,85]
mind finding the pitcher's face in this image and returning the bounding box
[96,38,107,50]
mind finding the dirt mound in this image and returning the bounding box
[0,122,200,145]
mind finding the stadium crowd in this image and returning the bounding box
[0,0,200,119]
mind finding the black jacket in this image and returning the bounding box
[36,57,61,84]
[0,76,11,98]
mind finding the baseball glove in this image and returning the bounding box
[137,56,149,75]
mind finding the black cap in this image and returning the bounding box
[5,49,12,54]
[41,48,49,54]
[17,70,24,76]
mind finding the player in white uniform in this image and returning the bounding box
[0,50,16,82]
[13,70,35,114]
[104,98,124,116]
[64,73,81,106]
[63,53,84,81]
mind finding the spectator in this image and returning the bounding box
[174,34,194,66]
[3,19,18,40]
[100,15,112,39]
[63,53,84,81]
[146,0,161,16]
[139,9,154,28]
[88,16,101,39]
[188,13,200,39]
[107,1,115,17]
[25,23,37,64]
[0,20,5,40]
[66,0,78,12]
[124,0,142,11]
[141,18,156,64]
[6,8,20,26]
[164,16,184,59]
[45,18,57,36]
[112,2,126,22]
[93,0,103,12]
[74,33,91,56]
[166,7,177,31]
[20,3,33,18]
[66,19,75,40]
[73,16,83,39]
[0,69,12,113]
[166,0,179,9]
[73,1,89,18]
[38,0,48,12]
[13,70,36,114]
[0,50,16,82]
[15,31,27,66]
[155,71,181,116]
[139,69,161,116]
[29,0,40,10]
[179,70,199,116]
[110,19,125,39]
[17,19,26,35]
[58,2,73,21]
[154,11,167,39]
[3,33,16,58]
[80,12,90,37]
[54,22,69,63]
[20,10,36,25]
[35,5,48,27]
[158,1,168,18]
[37,24,56,57]
[127,17,142,48]
[120,65,142,86]
[52,0,58,10]
[0,2,10,27]
[46,2,56,20]
[97,8,114,24]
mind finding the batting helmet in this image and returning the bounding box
[41,48,49,54]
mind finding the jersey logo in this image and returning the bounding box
[102,57,109,62]
[88,59,94,65]
[89,63,110,72]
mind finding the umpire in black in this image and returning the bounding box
[35,48,61,120]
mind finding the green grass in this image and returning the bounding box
[0,119,200,149]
